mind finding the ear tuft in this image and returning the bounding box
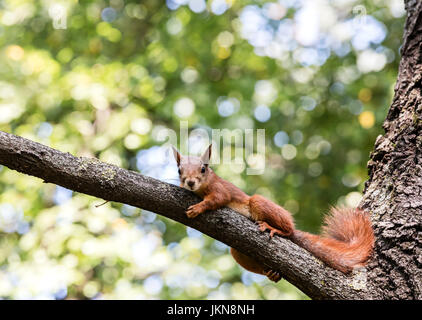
[201,144,212,165]
[171,145,181,166]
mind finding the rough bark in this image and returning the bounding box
[359,0,422,300]
[0,0,421,300]
[0,130,373,300]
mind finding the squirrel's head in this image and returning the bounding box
[172,144,212,192]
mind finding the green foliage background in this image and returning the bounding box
[0,0,405,299]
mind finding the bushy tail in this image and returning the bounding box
[291,208,374,273]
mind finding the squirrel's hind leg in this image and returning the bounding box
[256,221,290,238]
[230,248,282,282]
[249,194,294,238]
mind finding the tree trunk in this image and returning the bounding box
[358,0,422,300]
[0,0,421,300]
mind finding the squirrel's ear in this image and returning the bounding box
[171,146,181,166]
[201,144,212,165]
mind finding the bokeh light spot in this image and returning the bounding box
[6,45,24,61]
[359,111,375,129]
[254,105,271,122]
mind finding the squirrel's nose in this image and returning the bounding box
[187,180,195,188]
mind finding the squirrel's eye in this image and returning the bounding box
[201,166,206,173]
[178,168,181,175]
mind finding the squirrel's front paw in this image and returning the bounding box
[186,204,204,218]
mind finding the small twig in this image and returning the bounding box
[95,200,109,208]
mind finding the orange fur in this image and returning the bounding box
[291,207,374,273]
[173,145,375,278]
[230,248,282,282]
[249,194,294,237]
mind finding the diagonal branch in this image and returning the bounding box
[0,130,377,299]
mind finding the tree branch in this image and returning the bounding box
[0,130,377,299]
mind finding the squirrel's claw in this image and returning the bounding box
[256,221,269,232]
[186,204,203,218]
[257,221,287,238]
[256,221,273,240]
[264,269,282,282]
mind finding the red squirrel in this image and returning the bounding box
[172,144,374,282]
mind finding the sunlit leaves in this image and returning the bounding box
[0,0,404,300]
